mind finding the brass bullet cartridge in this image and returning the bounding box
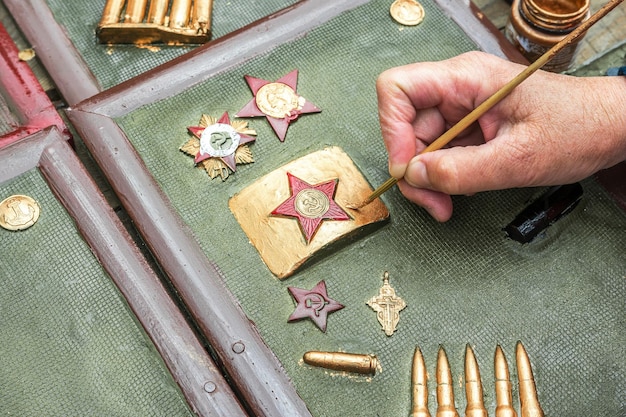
[464,345,488,417]
[192,0,213,33]
[303,351,378,375]
[100,0,125,25]
[411,347,432,417]
[124,0,148,23]
[169,0,192,28]
[147,0,168,25]
[436,346,459,417]
[97,0,211,44]
[516,342,544,417]
[494,345,518,417]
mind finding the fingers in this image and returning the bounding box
[396,142,526,221]
[376,52,512,180]
[404,141,533,195]
[378,52,626,221]
[376,61,456,178]
[397,180,454,222]
[401,74,626,197]
[376,68,420,179]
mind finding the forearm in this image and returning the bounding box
[591,75,626,170]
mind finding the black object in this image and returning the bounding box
[504,183,583,243]
[606,66,626,76]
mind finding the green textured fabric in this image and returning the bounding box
[0,93,17,136]
[44,0,298,89]
[0,169,194,416]
[116,1,626,416]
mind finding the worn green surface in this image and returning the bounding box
[0,93,17,136]
[0,169,194,416]
[44,0,298,89]
[572,40,626,77]
[116,1,626,416]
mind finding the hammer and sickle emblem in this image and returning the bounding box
[302,196,322,211]
[210,131,231,150]
[304,292,329,317]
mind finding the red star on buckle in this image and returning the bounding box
[236,69,321,142]
[271,173,350,243]
[287,280,344,332]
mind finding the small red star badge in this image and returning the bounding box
[181,112,256,180]
[272,173,350,243]
[287,280,344,332]
[236,69,320,142]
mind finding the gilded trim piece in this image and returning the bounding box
[97,0,213,44]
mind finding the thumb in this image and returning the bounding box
[403,141,529,195]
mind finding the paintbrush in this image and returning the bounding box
[349,0,625,210]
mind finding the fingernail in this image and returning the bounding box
[389,162,408,180]
[406,159,429,188]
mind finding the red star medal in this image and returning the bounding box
[236,69,320,142]
[287,280,344,332]
[181,112,256,180]
[272,173,350,243]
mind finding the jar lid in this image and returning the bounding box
[521,0,589,32]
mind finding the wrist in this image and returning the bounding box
[604,76,626,166]
[584,76,626,170]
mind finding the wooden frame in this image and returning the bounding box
[0,23,69,148]
[7,0,624,415]
[0,128,246,417]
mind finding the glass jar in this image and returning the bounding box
[505,0,590,72]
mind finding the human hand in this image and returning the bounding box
[376,51,626,221]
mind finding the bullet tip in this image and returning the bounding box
[494,345,510,381]
[464,344,480,379]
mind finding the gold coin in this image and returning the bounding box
[255,82,304,119]
[0,195,41,231]
[295,189,330,219]
[390,0,425,26]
